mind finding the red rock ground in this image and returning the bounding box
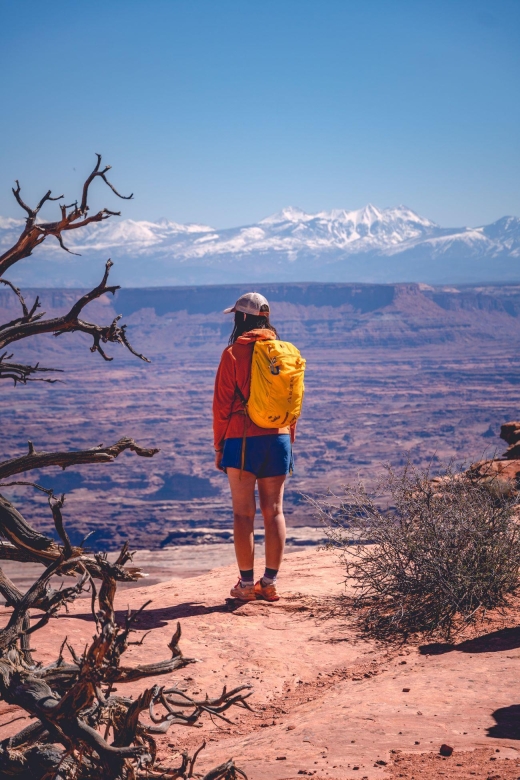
[2,548,520,779]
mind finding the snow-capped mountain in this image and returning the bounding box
[1,205,519,287]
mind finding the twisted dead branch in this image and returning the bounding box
[0,154,148,378]
[0,153,132,276]
[0,438,158,577]
[0,157,251,778]
[0,351,60,384]
[0,259,149,365]
[0,548,252,779]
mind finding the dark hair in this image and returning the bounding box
[228,304,279,345]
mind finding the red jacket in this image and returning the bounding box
[213,329,296,450]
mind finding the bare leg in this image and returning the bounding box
[227,468,257,572]
[258,475,287,572]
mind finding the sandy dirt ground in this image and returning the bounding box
[1,548,520,779]
[0,537,324,592]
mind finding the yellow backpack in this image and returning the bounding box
[247,340,306,428]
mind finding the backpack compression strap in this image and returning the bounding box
[234,384,249,479]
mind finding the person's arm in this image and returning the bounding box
[213,349,237,458]
[290,421,297,443]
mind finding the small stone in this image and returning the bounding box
[287,724,296,730]
[402,688,410,692]
[375,760,387,766]
[276,756,287,760]
[415,741,420,745]
[439,744,454,757]
[353,767,360,771]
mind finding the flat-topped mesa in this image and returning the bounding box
[500,421,520,459]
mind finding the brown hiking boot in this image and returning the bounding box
[229,579,256,601]
[254,579,280,602]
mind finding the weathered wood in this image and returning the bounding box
[0,155,147,379]
[0,154,132,276]
[0,437,158,481]
[0,157,250,780]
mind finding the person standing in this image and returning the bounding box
[213,292,304,602]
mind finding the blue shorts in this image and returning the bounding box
[221,434,293,478]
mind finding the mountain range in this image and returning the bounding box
[1,204,519,287]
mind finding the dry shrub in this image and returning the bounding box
[308,462,520,638]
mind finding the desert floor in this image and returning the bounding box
[2,547,520,779]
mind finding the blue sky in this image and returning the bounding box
[0,0,518,228]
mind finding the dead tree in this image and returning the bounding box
[0,158,251,779]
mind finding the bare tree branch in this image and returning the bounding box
[0,290,44,334]
[0,155,249,780]
[0,352,61,385]
[0,440,157,583]
[0,260,150,364]
[0,551,249,779]
[0,541,42,563]
[49,494,73,558]
[0,157,148,377]
[0,278,29,317]
[0,436,159,481]
[0,154,132,276]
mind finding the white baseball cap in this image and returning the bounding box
[223,292,270,316]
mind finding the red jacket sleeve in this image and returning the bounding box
[213,348,237,450]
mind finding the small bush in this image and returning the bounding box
[308,462,520,638]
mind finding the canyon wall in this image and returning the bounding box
[3,282,520,550]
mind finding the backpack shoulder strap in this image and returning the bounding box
[234,340,256,406]
[233,382,249,481]
[234,383,248,406]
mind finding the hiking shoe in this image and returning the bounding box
[230,580,256,601]
[254,579,280,602]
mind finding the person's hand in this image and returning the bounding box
[215,449,224,471]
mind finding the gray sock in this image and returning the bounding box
[261,567,278,586]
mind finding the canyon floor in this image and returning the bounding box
[2,548,520,780]
[4,282,520,551]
